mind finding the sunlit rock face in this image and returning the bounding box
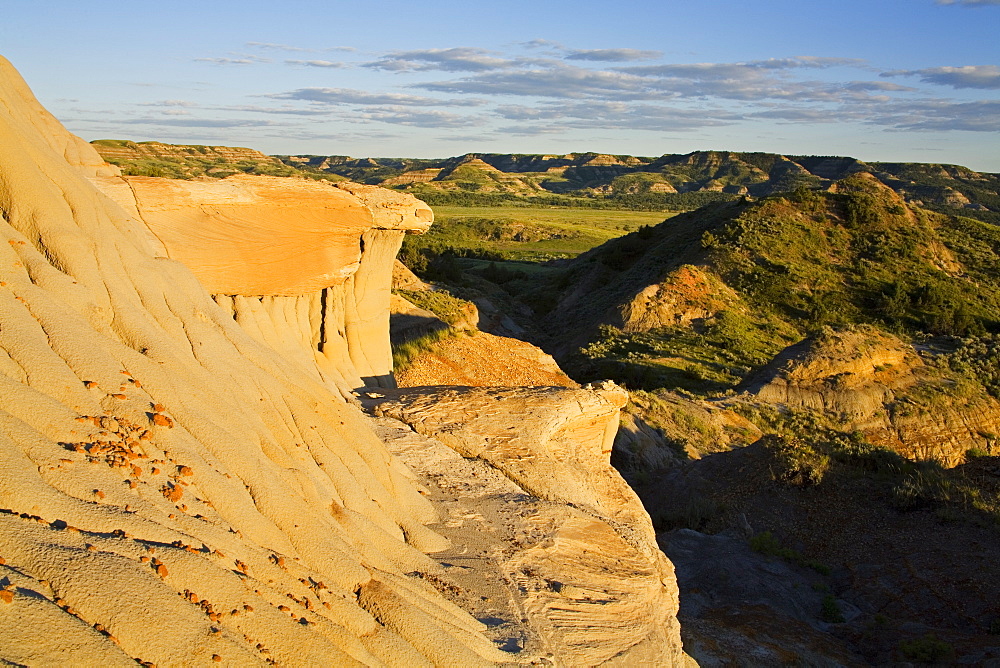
[0,54,507,666]
[91,173,433,392]
[371,383,688,666]
[0,54,691,666]
[745,326,1000,466]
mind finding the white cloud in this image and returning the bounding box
[935,0,1000,6]
[137,99,198,108]
[882,65,1000,89]
[418,64,663,100]
[364,48,511,72]
[194,57,260,65]
[121,118,283,128]
[284,60,346,68]
[194,53,271,65]
[356,108,483,128]
[247,42,355,52]
[267,87,482,107]
[868,99,1000,131]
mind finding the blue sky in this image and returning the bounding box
[4,0,999,170]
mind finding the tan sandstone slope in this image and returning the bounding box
[0,55,687,666]
[745,326,1000,466]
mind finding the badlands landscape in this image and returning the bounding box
[0,56,686,665]
[4,46,1000,668]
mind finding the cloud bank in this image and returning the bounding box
[168,43,1000,141]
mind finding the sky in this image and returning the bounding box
[3,0,999,171]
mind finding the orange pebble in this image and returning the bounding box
[151,414,173,428]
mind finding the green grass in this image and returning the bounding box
[571,310,795,395]
[402,205,674,265]
[91,140,338,181]
[556,181,1000,401]
[749,531,832,575]
[391,328,456,372]
[394,289,475,326]
[433,206,672,230]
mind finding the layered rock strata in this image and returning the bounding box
[369,384,686,665]
[91,174,432,392]
[745,327,1000,466]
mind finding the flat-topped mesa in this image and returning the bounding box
[91,173,432,393]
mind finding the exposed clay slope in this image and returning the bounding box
[395,332,576,389]
[745,326,923,418]
[0,68,119,178]
[371,414,684,666]
[90,140,295,179]
[617,264,742,332]
[92,174,375,294]
[93,140,278,164]
[0,55,517,666]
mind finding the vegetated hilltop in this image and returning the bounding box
[91,139,336,181]
[281,150,999,220]
[3,57,691,666]
[549,174,1000,452]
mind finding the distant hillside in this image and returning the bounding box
[274,150,1000,222]
[388,166,1000,662]
[93,141,1000,221]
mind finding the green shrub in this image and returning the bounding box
[966,447,990,460]
[750,531,831,575]
[898,634,953,664]
[650,497,726,532]
[765,433,830,486]
[820,595,845,623]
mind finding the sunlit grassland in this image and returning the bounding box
[424,206,677,260]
